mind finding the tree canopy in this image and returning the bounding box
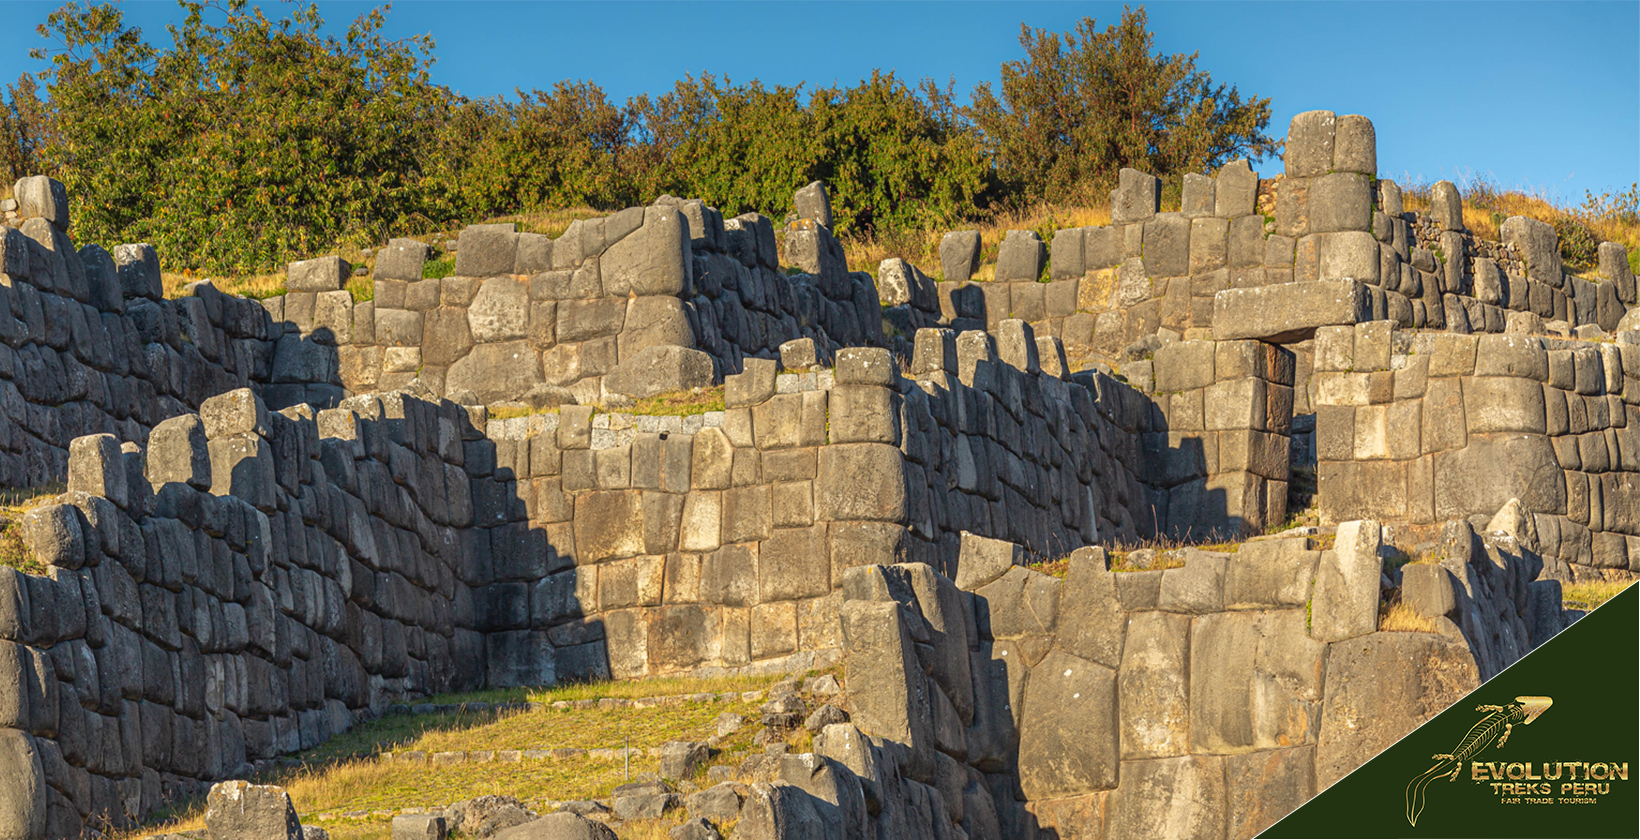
[1,1,1278,273]
[969,6,1279,204]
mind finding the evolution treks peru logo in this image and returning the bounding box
[1405,695,1631,826]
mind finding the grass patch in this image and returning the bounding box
[164,271,287,301]
[422,255,455,280]
[486,404,560,421]
[1562,580,1633,612]
[622,386,726,417]
[838,202,1111,281]
[0,483,65,574]
[346,275,375,303]
[422,671,784,708]
[1379,600,1440,633]
[1026,556,1072,579]
[117,671,795,839]
[302,696,757,762]
[111,669,837,840]
[486,206,606,239]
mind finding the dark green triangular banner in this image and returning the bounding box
[1263,583,1639,839]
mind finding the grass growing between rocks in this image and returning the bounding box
[1378,600,1440,633]
[1561,580,1634,611]
[0,482,64,574]
[621,386,726,416]
[485,404,560,420]
[838,203,1112,281]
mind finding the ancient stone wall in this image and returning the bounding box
[1314,322,1640,581]
[1121,338,1296,538]
[466,331,1176,689]
[743,519,1567,840]
[1,388,495,836]
[260,195,889,411]
[0,186,287,489]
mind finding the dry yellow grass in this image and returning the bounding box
[0,483,65,574]
[622,386,726,417]
[1562,580,1634,611]
[1379,601,1440,633]
[111,669,802,839]
[839,203,1112,280]
[1401,184,1639,271]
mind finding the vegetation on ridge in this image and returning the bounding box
[1,2,1274,275]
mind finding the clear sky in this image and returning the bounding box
[1,0,1635,204]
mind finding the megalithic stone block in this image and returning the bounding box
[1212,280,1371,342]
[68,433,126,510]
[840,599,934,782]
[795,180,833,229]
[13,175,68,230]
[205,780,302,840]
[1309,519,1382,642]
[940,230,982,282]
[1111,168,1160,223]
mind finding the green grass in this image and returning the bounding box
[118,670,819,840]
[623,386,726,417]
[0,483,65,574]
[1562,580,1633,611]
[422,255,455,280]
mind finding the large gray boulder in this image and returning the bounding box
[204,780,301,840]
[468,277,530,343]
[1111,168,1160,223]
[392,814,447,840]
[1430,180,1464,231]
[445,341,542,405]
[794,181,833,229]
[1500,216,1562,287]
[603,206,692,296]
[490,813,617,840]
[447,795,536,838]
[940,231,982,282]
[113,243,163,302]
[286,256,350,292]
[1212,280,1370,342]
[77,243,124,312]
[994,230,1045,282]
[0,729,43,840]
[1016,649,1118,799]
[604,345,713,399]
[1309,520,1382,642]
[954,532,1021,591]
[14,175,68,230]
[1284,110,1335,178]
[375,238,431,282]
[1317,633,1479,789]
[839,599,933,781]
[200,388,271,440]
[22,504,84,571]
[877,258,936,310]
[455,224,520,278]
[1598,241,1635,304]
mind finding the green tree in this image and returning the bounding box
[429,81,634,221]
[810,71,995,234]
[969,6,1279,205]
[628,71,994,236]
[0,73,50,185]
[628,73,819,222]
[32,0,454,273]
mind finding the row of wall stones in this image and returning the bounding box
[1314,322,1640,579]
[732,515,1564,840]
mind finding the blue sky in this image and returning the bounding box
[1,1,1635,204]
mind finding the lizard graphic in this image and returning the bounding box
[1405,695,1553,826]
